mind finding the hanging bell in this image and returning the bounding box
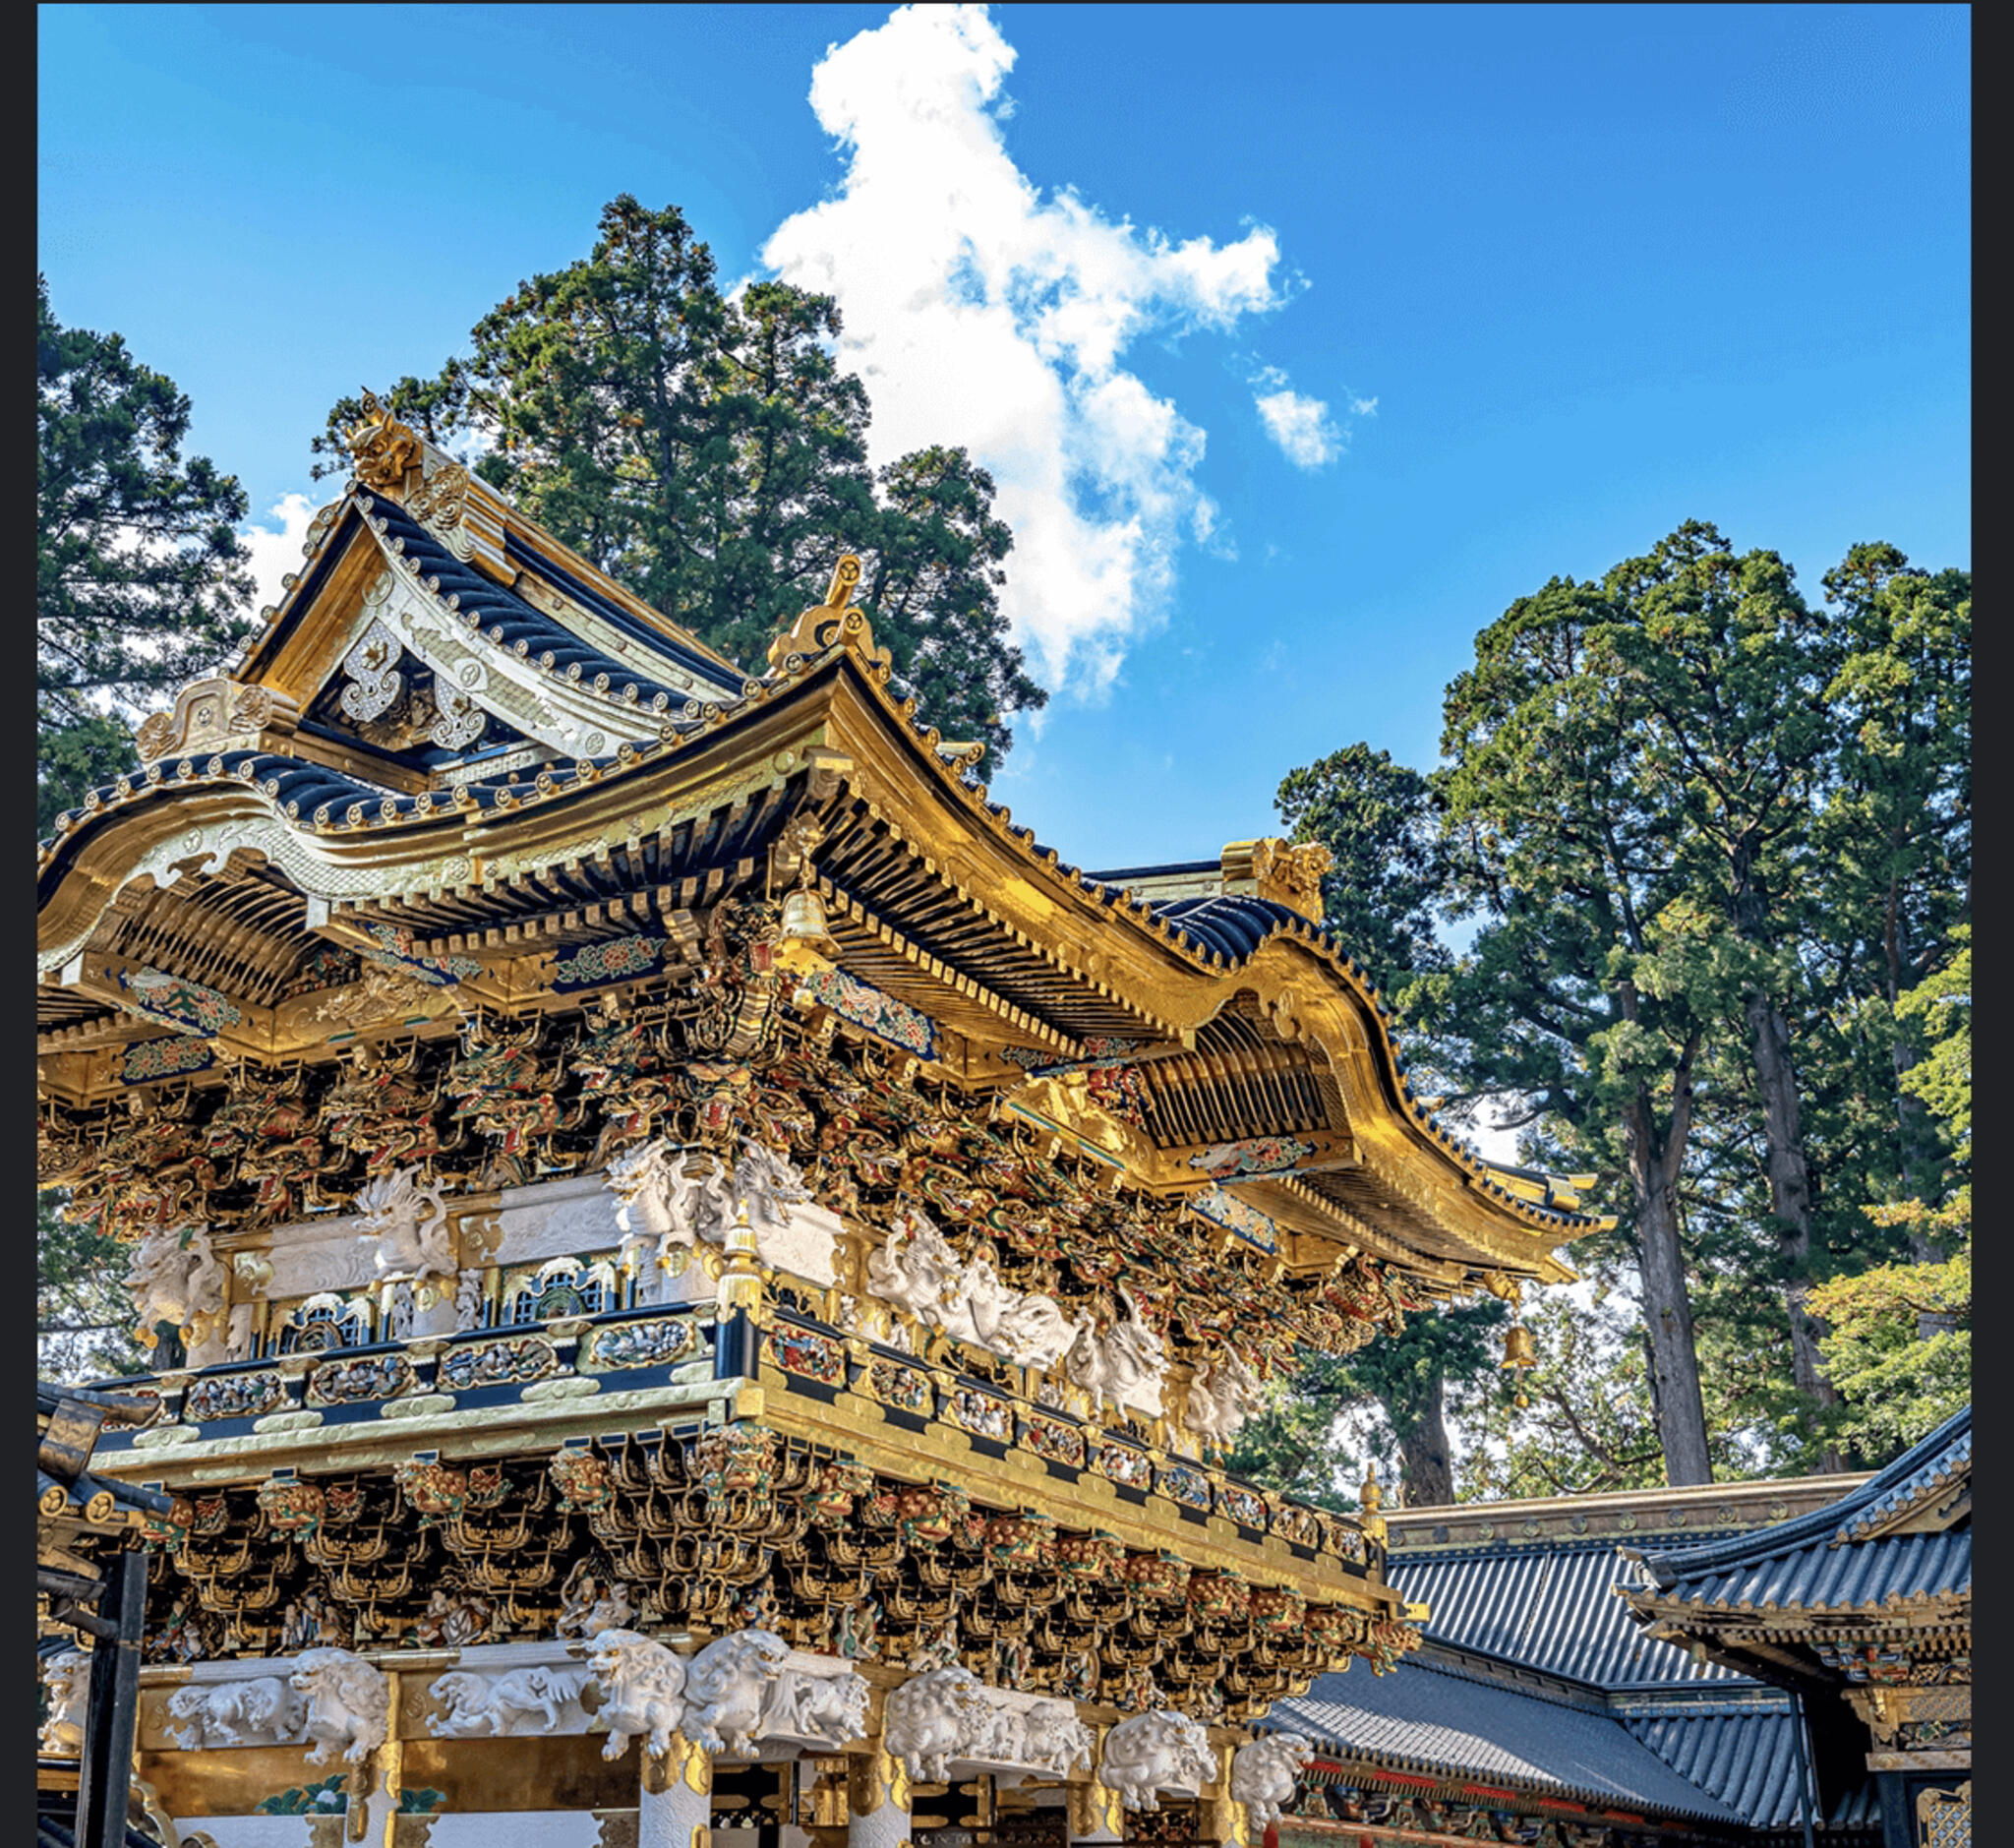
[774,861,840,978]
[1502,1320,1536,1407]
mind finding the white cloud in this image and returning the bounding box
[762,3,1299,697]
[242,492,322,618]
[1251,365,1341,470]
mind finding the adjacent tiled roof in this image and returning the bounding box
[1387,1541,1746,1687]
[1835,1413,1971,1542]
[1622,1708,1811,1829]
[1632,1408,1972,1613]
[1639,1528,1971,1616]
[1267,1659,1740,1823]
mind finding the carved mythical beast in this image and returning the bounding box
[353,1166,455,1284]
[1230,1732,1315,1829]
[583,1628,687,1762]
[166,1675,301,1749]
[290,1647,390,1766]
[39,1650,91,1755]
[681,1629,796,1757]
[1099,1709,1218,1813]
[428,1665,588,1738]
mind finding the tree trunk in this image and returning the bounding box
[1746,987,1845,1470]
[1626,1083,1713,1486]
[1393,1375,1455,1510]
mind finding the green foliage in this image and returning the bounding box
[316,197,1045,764]
[1264,521,1968,1496]
[1222,1350,1365,1515]
[1227,1300,1508,1511]
[256,1774,351,1816]
[1275,743,1450,996]
[36,1194,147,1384]
[1808,930,1971,1460]
[37,273,256,830]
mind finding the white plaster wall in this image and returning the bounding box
[180,1818,316,1848]
[423,1816,609,1846]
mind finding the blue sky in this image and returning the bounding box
[39,3,1969,871]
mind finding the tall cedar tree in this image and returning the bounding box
[1430,565,1719,1484]
[1595,525,1844,1458]
[316,198,1044,763]
[37,274,256,831]
[1271,527,1968,1490]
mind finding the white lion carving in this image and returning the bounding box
[584,1628,687,1762]
[1100,1709,1218,1813]
[39,1650,91,1755]
[167,1675,302,1749]
[681,1629,794,1757]
[354,1166,455,1284]
[884,1664,993,1782]
[428,1665,588,1738]
[1067,1288,1170,1419]
[1185,1348,1266,1446]
[1230,1732,1314,1830]
[290,1647,390,1766]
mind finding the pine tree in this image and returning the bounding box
[37,274,256,831]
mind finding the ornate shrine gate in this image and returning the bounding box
[38,400,1600,1846]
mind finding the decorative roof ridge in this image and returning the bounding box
[1389,1468,1874,1536]
[338,388,747,686]
[1629,1406,1970,1586]
[357,494,744,722]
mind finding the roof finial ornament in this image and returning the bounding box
[822,554,863,611]
[766,552,892,682]
[347,387,423,494]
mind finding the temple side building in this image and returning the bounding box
[37,400,1605,1846]
[1623,1409,1971,1848]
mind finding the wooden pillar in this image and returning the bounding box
[74,1547,146,1848]
[642,1734,714,1848]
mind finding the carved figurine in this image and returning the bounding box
[453,1266,485,1331]
[1066,1287,1170,1419]
[166,1675,302,1750]
[1185,1347,1266,1446]
[428,1665,589,1738]
[354,1165,456,1285]
[556,1561,637,1640]
[411,1587,495,1649]
[1099,1708,1218,1812]
[582,1628,686,1761]
[279,1593,342,1655]
[1230,1732,1315,1830]
[39,1650,91,1755]
[290,1647,390,1766]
